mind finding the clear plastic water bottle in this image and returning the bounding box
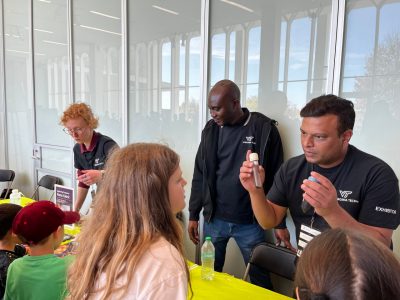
[10,189,22,205]
[201,236,215,280]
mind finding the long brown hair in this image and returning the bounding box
[68,143,190,299]
[295,228,400,300]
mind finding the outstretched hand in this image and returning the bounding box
[77,169,102,186]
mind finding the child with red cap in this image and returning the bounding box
[4,201,80,300]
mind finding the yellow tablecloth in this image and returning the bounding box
[189,263,293,300]
[0,197,35,206]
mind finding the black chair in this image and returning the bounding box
[243,242,296,282]
[0,169,15,199]
[31,175,62,200]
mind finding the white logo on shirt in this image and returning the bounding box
[375,206,397,214]
[242,136,256,145]
[337,190,358,203]
[339,190,352,198]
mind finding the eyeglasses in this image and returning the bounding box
[63,127,85,135]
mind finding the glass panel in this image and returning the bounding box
[41,148,71,174]
[245,83,259,110]
[210,0,333,277]
[33,0,70,146]
[73,0,123,145]
[0,0,5,167]
[179,38,186,86]
[229,31,236,81]
[4,0,34,194]
[278,21,287,83]
[128,0,201,261]
[210,32,226,86]
[341,5,376,78]
[189,36,200,87]
[287,81,308,109]
[288,18,311,81]
[247,26,261,84]
[162,41,171,84]
[210,0,332,161]
[340,0,400,179]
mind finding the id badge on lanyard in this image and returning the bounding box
[296,218,322,257]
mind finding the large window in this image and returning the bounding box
[73,0,123,145]
[340,0,400,178]
[128,1,201,150]
[128,0,202,261]
[210,0,332,158]
[33,0,70,146]
[3,0,33,192]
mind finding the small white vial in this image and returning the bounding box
[249,153,262,188]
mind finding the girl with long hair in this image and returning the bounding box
[68,143,190,299]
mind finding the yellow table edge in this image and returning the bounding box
[188,262,294,300]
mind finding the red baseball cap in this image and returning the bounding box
[12,200,80,244]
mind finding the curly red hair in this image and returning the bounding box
[60,102,99,129]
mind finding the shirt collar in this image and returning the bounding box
[242,108,251,126]
[235,107,251,126]
[80,131,99,153]
[219,108,250,128]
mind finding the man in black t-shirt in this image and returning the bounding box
[240,94,399,250]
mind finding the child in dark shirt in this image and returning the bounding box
[0,204,26,298]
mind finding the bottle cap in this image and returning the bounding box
[249,153,259,162]
[308,176,319,183]
[12,189,19,193]
[205,236,211,241]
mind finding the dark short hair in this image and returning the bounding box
[211,79,241,101]
[0,204,22,240]
[300,94,355,135]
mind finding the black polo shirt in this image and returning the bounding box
[73,131,118,189]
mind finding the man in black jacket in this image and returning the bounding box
[188,79,283,288]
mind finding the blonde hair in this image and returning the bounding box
[67,143,190,299]
[60,102,99,129]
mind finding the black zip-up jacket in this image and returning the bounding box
[189,109,283,223]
